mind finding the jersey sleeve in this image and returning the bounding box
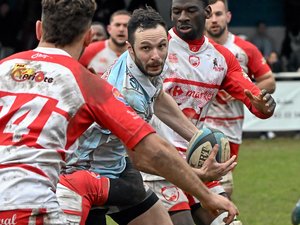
[217,46,268,119]
[77,68,155,150]
[235,36,271,78]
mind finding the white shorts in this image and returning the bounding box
[145,180,226,210]
[144,180,190,211]
[220,171,234,191]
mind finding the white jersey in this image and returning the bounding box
[205,33,271,144]
[79,40,119,75]
[0,47,154,211]
[145,29,268,181]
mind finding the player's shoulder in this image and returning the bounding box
[207,37,236,59]
[0,50,33,63]
[233,35,260,52]
[82,40,107,57]
[87,40,106,50]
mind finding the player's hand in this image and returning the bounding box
[193,144,237,182]
[201,192,239,224]
[245,89,276,116]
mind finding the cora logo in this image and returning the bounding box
[11,64,53,83]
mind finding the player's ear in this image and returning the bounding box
[84,28,93,47]
[107,24,112,36]
[127,41,135,59]
[36,20,42,41]
[226,11,232,23]
[205,5,212,19]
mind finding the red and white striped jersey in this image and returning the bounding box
[79,40,119,75]
[151,28,268,152]
[205,33,271,144]
[0,47,154,210]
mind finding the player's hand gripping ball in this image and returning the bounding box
[187,127,230,168]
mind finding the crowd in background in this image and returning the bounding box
[1,0,300,72]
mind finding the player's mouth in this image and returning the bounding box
[178,25,192,33]
[209,25,220,32]
[117,34,126,38]
[148,63,162,71]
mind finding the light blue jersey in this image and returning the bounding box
[66,52,164,178]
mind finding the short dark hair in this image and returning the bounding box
[127,6,168,46]
[208,0,228,10]
[109,10,132,24]
[41,0,96,47]
[203,0,209,7]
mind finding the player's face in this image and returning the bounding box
[108,14,131,47]
[205,1,231,38]
[171,0,211,40]
[91,24,107,42]
[129,25,168,77]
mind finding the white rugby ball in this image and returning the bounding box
[187,127,230,168]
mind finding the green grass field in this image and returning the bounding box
[232,137,300,225]
[106,137,300,225]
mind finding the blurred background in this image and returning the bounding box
[1,0,298,62]
[1,0,300,137]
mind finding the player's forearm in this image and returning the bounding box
[256,78,276,93]
[154,91,197,141]
[131,133,212,201]
[255,71,276,94]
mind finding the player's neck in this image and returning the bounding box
[38,41,83,60]
[108,39,127,56]
[207,30,229,45]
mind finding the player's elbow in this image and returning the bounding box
[268,81,276,94]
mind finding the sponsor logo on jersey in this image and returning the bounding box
[161,186,180,202]
[168,85,214,101]
[168,53,178,63]
[31,52,50,59]
[0,214,17,225]
[129,76,140,91]
[167,85,184,96]
[11,64,53,83]
[213,58,224,72]
[112,87,128,105]
[189,55,200,67]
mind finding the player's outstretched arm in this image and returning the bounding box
[154,90,198,141]
[129,133,239,224]
[244,88,276,116]
[193,145,237,182]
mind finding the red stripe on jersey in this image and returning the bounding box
[164,77,220,89]
[234,35,271,78]
[62,209,82,216]
[176,147,187,152]
[52,106,70,121]
[169,202,191,212]
[205,115,244,121]
[0,164,49,178]
[56,149,66,161]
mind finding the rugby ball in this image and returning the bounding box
[187,127,230,168]
[292,199,300,225]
